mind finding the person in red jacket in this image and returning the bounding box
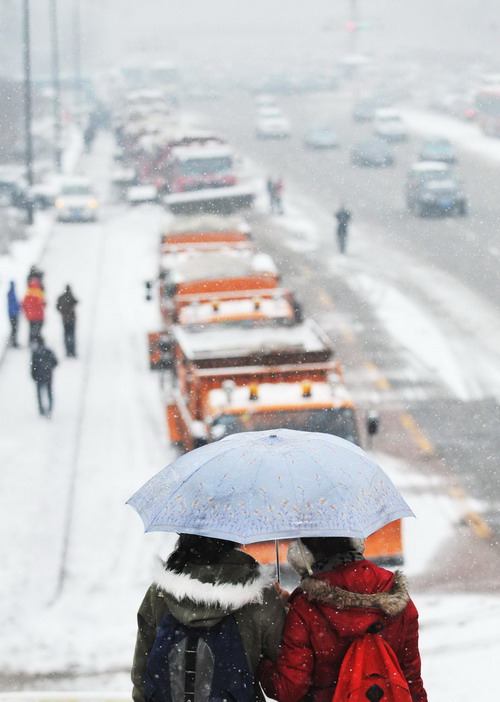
[22,279,46,345]
[260,537,427,702]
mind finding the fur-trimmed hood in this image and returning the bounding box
[299,569,409,617]
[152,551,275,627]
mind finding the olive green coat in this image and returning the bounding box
[131,550,286,702]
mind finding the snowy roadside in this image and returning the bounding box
[0,126,84,360]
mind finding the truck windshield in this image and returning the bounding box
[180,157,232,176]
[212,407,360,445]
[61,185,92,196]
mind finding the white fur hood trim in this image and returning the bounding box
[152,557,275,610]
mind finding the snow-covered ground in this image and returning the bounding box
[2,117,500,702]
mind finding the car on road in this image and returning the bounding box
[0,172,27,208]
[55,177,98,222]
[418,137,456,163]
[303,126,339,149]
[405,161,466,216]
[352,99,379,121]
[256,108,291,138]
[351,137,394,167]
[373,109,408,141]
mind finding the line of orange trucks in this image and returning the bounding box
[147,213,402,568]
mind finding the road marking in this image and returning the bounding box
[361,366,493,540]
[364,362,391,390]
[399,413,435,455]
[318,290,333,308]
[450,485,493,539]
[464,512,493,539]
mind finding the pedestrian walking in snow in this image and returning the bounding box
[7,281,21,348]
[22,279,46,345]
[56,284,79,357]
[267,177,284,215]
[131,533,286,702]
[335,204,351,254]
[260,537,427,702]
[30,337,58,417]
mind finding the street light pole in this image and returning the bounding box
[22,0,34,225]
[49,0,62,171]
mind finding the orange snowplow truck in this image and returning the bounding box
[167,319,401,565]
[160,214,253,252]
[148,228,282,368]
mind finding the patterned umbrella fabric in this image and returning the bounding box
[127,429,414,544]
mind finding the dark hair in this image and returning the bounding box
[166,533,239,573]
[301,537,362,560]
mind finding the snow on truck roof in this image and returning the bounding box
[178,296,294,326]
[207,380,352,415]
[174,319,332,361]
[171,143,233,161]
[161,249,278,283]
[164,214,250,235]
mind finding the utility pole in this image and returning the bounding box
[22,0,34,225]
[50,0,62,170]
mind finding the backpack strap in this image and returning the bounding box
[184,631,199,702]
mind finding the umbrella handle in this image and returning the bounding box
[275,539,280,583]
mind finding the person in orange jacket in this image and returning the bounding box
[22,279,46,345]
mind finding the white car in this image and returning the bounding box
[55,178,98,222]
[373,109,408,141]
[256,110,291,139]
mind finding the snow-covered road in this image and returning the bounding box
[1,135,176,683]
[1,126,500,702]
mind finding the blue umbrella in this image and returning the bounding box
[127,429,414,543]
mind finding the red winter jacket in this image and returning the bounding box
[22,280,46,322]
[260,560,427,702]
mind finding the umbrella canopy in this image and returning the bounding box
[127,429,414,544]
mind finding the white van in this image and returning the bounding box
[55,177,98,222]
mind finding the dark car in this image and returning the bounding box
[418,137,456,164]
[351,138,394,167]
[406,162,467,216]
[412,179,467,216]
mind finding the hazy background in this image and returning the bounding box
[2,0,500,81]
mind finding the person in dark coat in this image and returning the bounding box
[22,279,46,345]
[260,537,427,702]
[267,177,284,215]
[132,534,286,702]
[56,284,78,357]
[30,337,58,417]
[7,281,21,348]
[335,204,351,253]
